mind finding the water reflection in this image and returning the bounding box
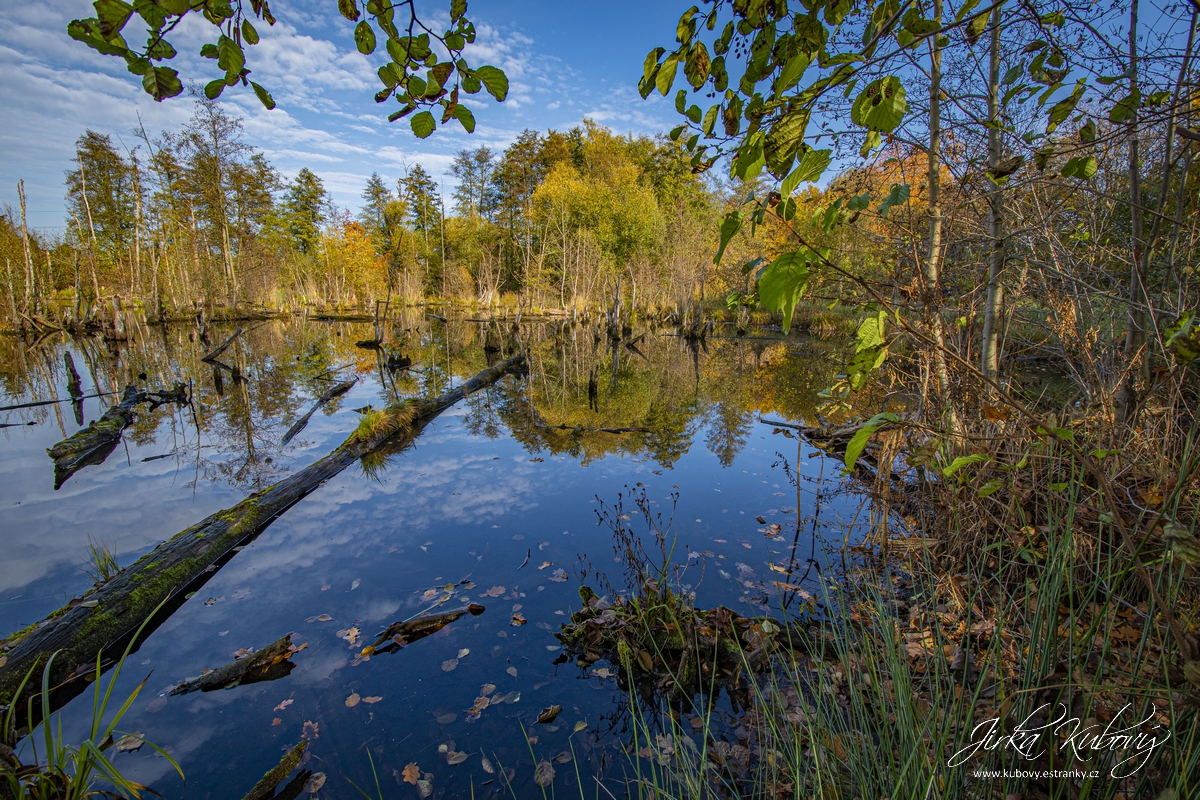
[0,313,869,798]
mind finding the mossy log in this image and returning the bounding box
[368,603,485,654]
[168,633,305,695]
[47,384,189,489]
[241,739,308,800]
[0,354,526,709]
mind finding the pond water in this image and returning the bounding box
[0,312,872,798]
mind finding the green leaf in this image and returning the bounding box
[203,79,225,99]
[977,477,1006,498]
[1165,312,1200,366]
[1079,119,1097,142]
[847,311,887,390]
[1061,156,1098,180]
[141,65,182,101]
[217,34,244,75]
[656,54,678,96]
[942,453,991,478]
[338,0,360,21]
[452,103,476,133]
[95,0,134,37]
[775,52,810,97]
[355,21,376,54]
[199,42,218,59]
[844,412,901,472]
[250,81,275,110]
[713,211,743,265]
[241,18,259,45]
[966,12,989,45]
[450,0,467,22]
[780,148,831,197]
[901,8,939,36]
[701,104,719,136]
[1109,91,1140,124]
[411,110,436,138]
[851,76,907,133]
[877,183,910,217]
[955,0,982,23]
[1046,80,1086,133]
[757,250,816,334]
[860,129,882,158]
[473,65,508,101]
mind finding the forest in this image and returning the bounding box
[3,0,1200,798]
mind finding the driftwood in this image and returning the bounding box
[539,424,652,434]
[369,604,485,653]
[0,390,114,413]
[168,634,305,695]
[47,384,189,489]
[241,740,309,800]
[0,354,525,709]
[201,326,243,363]
[281,379,357,445]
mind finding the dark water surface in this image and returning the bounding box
[0,313,869,798]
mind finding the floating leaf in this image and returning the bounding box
[402,763,420,784]
[549,568,568,582]
[306,614,332,623]
[447,750,468,765]
[538,561,552,570]
[510,613,526,626]
[271,717,281,726]
[481,753,495,773]
[481,585,506,598]
[591,667,615,679]
[114,733,143,752]
[302,720,319,740]
[274,699,293,711]
[436,713,457,724]
[442,659,459,672]
[416,779,433,798]
[537,705,562,724]
[506,666,518,677]
[362,696,382,704]
[457,648,470,658]
[480,683,496,696]
[553,751,573,764]
[307,773,327,792]
[534,760,556,787]
[351,578,361,590]
[345,692,361,707]
[573,720,587,733]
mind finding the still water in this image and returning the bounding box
[0,313,869,797]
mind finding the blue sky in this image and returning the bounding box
[0,1,686,232]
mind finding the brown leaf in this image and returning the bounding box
[442,658,459,671]
[510,612,526,626]
[549,568,568,582]
[114,733,143,752]
[417,779,433,798]
[346,692,361,707]
[402,762,420,784]
[271,717,282,726]
[362,695,383,704]
[537,704,562,724]
[480,753,495,773]
[436,713,457,724]
[447,750,468,765]
[274,699,293,711]
[534,760,555,787]
[553,751,573,764]
[306,772,326,792]
[302,720,319,740]
[480,683,496,696]
[480,585,506,598]
[506,666,518,677]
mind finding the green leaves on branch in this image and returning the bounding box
[713,211,744,265]
[67,0,506,136]
[1165,312,1200,366]
[877,183,910,218]
[780,147,831,197]
[848,311,888,391]
[1061,156,1098,180]
[757,249,823,334]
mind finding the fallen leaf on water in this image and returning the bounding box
[232,588,251,600]
[742,542,753,550]
[302,720,319,740]
[502,691,520,703]
[457,648,470,658]
[546,645,561,651]
[506,666,518,678]
[360,645,376,657]
[114,733,143,752]
[591,667,614,679]
[306,772,326,792]
[446,751,468,765]
[436,713,457,724]
[345,693,361,707]
[480,753,495,773]
[538,561,552,570]
[274,699,293,711]
[442,659,458,672]
[510,612,526,626]
[416,779,433,798]
[305,614,333,623]
[203,596,223,606]
[573,720,587,733]
[538,541,550,550]
[271,718,281,726]
[144,696,167,713]
[480,585,506,598]
[472,695,490,711]
[534,760,555,787]
[320,584,331,591]
[480,683,496,696]
[537,705,562,724]
[549,569,568,583]
[553,751,573,764]
[714,538,727,543]
[362,696,383,704]
[401,763,420,784]
[351,579,361,590]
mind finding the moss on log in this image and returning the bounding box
[0,354,525,709]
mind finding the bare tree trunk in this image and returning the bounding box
[1116,0,1144,426]
[924,0,952,410]
[18,180,36,317]
[980,6,1005,384]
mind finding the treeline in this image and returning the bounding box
[0,97,732,328]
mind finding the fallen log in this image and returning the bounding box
[201,326,243,363]
[0,354,525,709]
[281,379,357,445]
[367,604,485,654]
[168,633,306,695]
[242,740,309,800]
[539,424,652,434]
[47,384,189,489]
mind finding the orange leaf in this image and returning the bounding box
[402,762,420,785]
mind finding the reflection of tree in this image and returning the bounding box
[704,402,753,466]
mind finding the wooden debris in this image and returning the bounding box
[169,634,305,695]
[241,740,308,800]
[281,379,356,445]
[201,326,243,363]
[370,605,485,653]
